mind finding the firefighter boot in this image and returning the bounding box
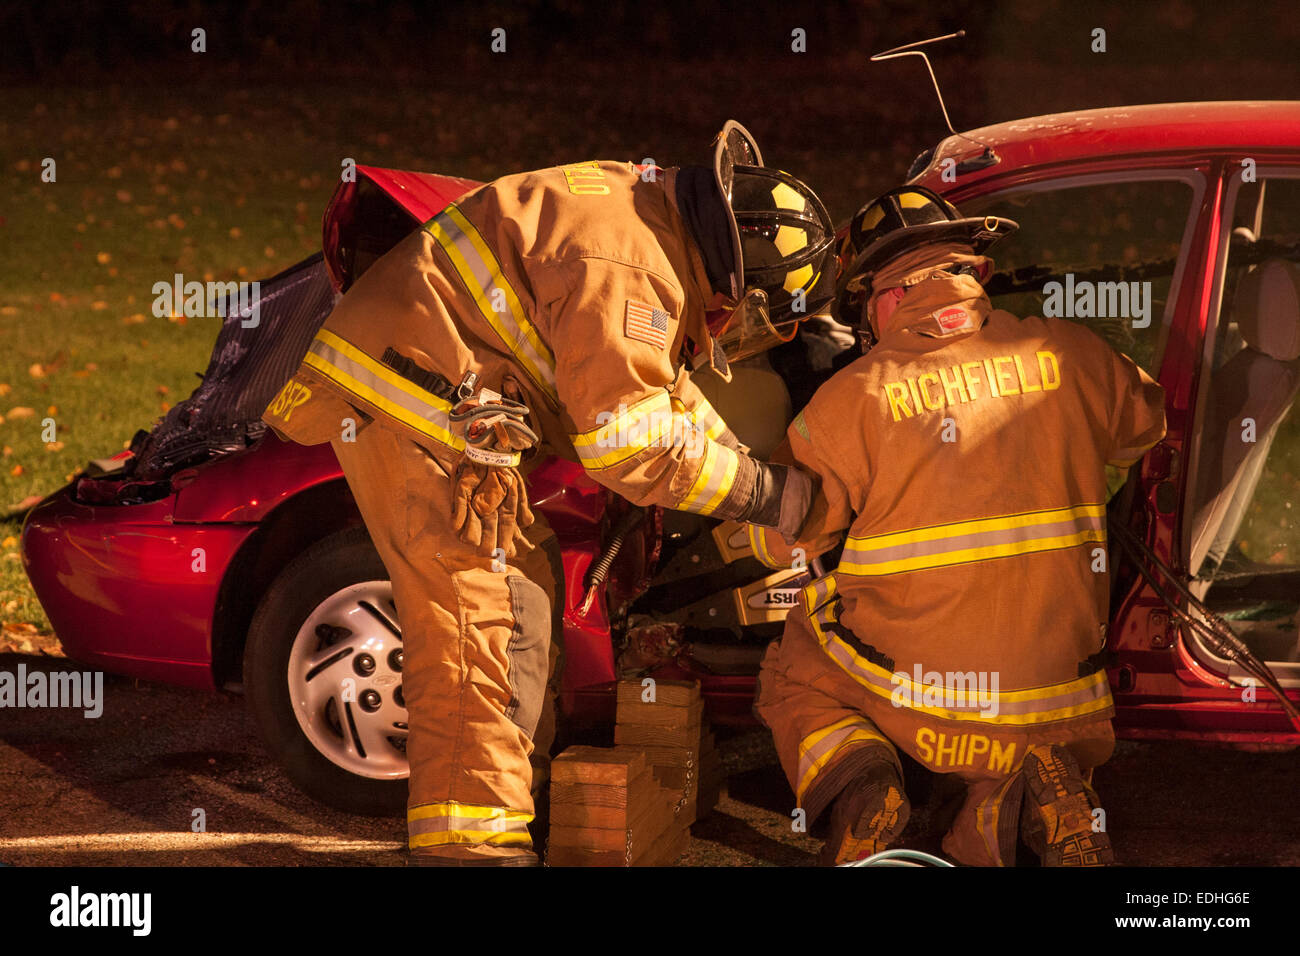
[1021,744,1115,867]
[820,761,910,866]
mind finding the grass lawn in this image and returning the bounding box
[0,67,916,645]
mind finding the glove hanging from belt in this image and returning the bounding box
[448,373,538,559]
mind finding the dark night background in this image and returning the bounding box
[3,0,1298,219]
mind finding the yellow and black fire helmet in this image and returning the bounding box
[711,121,838,362]
[835,185,1018,330]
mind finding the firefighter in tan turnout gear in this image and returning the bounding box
[748,186,1166,867]
[261,122,838,864]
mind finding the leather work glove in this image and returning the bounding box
[451,459,536,558]
[448,382,539,559]
[747,462,814,546]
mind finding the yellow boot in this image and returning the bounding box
[1021,744,1114,867]
[821,762,910,866]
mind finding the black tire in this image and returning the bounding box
[243,525,407,816]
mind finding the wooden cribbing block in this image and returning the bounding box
[636,822,689,866]
[546,770,680,867]
[615,721,703,749]
[616,678,700,709]
[549,768,658,829]
[549,790,675,855]
[550,745,646,787]
[636,744,697,769]
[616,698,703,728]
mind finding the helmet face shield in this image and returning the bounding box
[713,121,764,202]
[704,120,835,361]
[712,288,804,364]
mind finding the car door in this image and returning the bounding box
[1180,162,1300,714]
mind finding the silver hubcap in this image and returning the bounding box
[288,580,410,780]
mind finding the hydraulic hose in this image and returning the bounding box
[1110,519,1300,732]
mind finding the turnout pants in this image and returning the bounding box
[755,604,1115,866]
[332,423,563,863]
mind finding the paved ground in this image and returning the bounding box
[2,650,1299,867]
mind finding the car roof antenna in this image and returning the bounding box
[871,31,999,170]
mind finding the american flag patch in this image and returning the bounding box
[624,299,670,349]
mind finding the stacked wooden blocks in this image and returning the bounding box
[614,679,722,829]
[546,745,687,867]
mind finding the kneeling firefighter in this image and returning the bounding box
[747,186,1166,866]
[261,122,836,865]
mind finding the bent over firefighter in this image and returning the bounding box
[262,122,837,864]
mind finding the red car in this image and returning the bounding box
[21,101,1300,815]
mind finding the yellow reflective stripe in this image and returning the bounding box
[304,329,464,451]
[747,522,782,569]
[805,602,1112,725]
[409,830,533,849]
[977,774,1021,866]
[425,205,557,403]
[569,392,676,469]
[679,441,740,515]
[851,503,1106,550]
[840,503,1107,577]
[799,573,838,616]
[407,801,533,849]
[687,393,728,441]
[795,715,888,803]
[408,801,534,823]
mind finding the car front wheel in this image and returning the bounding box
[243,526,409,815]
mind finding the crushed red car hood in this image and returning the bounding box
[322,165,482,291]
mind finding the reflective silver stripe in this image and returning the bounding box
[795,716,888,802]
[688,394,727,441]
[977,774,1021,866]
[800,573,838,616]
[407,801,533,849]
[839,504,1107,577]
[679,441,741,515]
[425,205,557,403]
[570,392,676,469]
[304,329,463,451]
[747,522,781,569]
[408,814,532,836]
[805,604,1113,724]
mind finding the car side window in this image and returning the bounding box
[962,179,1196,377]
[1189,176,1300,587]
